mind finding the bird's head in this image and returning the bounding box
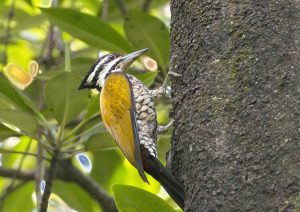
[78,48,148,90]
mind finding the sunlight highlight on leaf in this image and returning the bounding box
[0,110,38,134]
[2,123,22,133]
[162,4,171,19]
[48,193,77,212]
[75,153,92,173]
[4,136,21,148]
[98,51,105,58]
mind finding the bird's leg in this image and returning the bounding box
[149,86,166,98]
[149,71,182,98]
[157,119,174,134]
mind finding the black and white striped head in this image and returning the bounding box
[78,48,148,90]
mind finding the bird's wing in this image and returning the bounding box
[100,73,148,183]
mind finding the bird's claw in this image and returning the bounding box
[168,71,182,77]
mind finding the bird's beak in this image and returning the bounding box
[120,48,149,70]
[77,81,88,90]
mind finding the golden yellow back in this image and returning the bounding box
[100,73,148,182]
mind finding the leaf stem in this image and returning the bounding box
[64,113,100,140]
[58,148,86,159]
[65,42,71,72]
[62,122,105,145]
[0,147,50,161]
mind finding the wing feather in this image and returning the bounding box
[100,73,148,182]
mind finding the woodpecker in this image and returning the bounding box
[78,48,184,209]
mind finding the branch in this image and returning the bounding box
[0,147,50,161]
[101,0,109,21]
[0,160,117,212]
[0,167,35,180]
[1,0,16,64]
[41,24,55,67]
[35,141,45,211]
[40,149,59,212]
[39,0,64,68]
[115,0,127,16]
[57,160,118,212]
[142,0,152,12]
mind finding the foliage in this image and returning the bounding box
[112,185,176,212]
[0,0,176,211]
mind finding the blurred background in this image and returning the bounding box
[0,0,178,211]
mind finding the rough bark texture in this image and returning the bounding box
[169,1,300,211]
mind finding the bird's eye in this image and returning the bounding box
[108,54,115,60]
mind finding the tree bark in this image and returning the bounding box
[169,1,300,211]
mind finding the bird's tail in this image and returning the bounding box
[144,154,185,209]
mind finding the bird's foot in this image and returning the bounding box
[157,119,174,134]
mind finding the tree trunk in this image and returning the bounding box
[169,1,300,211]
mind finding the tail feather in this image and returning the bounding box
[144,154,185,209]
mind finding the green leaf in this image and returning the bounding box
[91,150,122,189]
[157,135,171,164]
[128,70,158,87]
[112,184,175,212]
[1,136,35,168]
[106,0,169,22]
[0,7,31,24]
[45,72,90,125]
[85,132,116,151]
[124,10,170,72]
[0,109,38,134]
[0,124,18,140]
[85,94,100,119]
[0,77,30,111]
[24,0,33,6]
[38,57,95,81]
[71,57,96,77]
[2,182,34,212]
[53,181,100,212]
[110,159,160,194]
[41,8,132,52]
[11,14,46,33]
